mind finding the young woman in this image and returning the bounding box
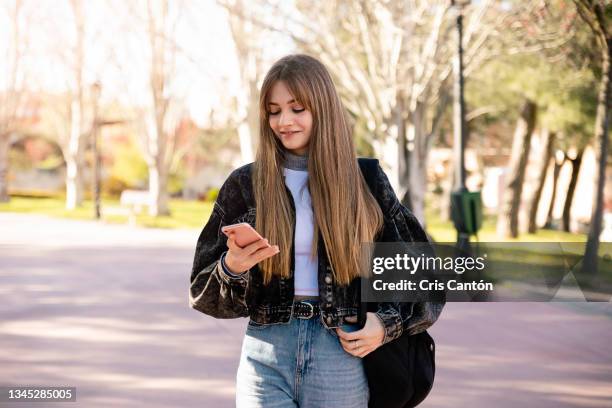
[190,54,444,407]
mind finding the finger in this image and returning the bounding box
[226,235,240,251]
[351,344,368,358]
[338,337,353,349]
[244,238,271,256]
[336,328,361,341]
[251,245,280,264]
[339,338,368,354]
[341,342,357,355]
[344,315,358,323]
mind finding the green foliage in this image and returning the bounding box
[103,176,130,197]
[467,51,597,150]
[8,148,33,171]
[351,114,376,157]
[109,144,148,189]
[37,154,65,170]
[168,170,185,196]
[542,69,596,143]
[466,0,602,152]
[514,54,596,142]
[205,187,220,202]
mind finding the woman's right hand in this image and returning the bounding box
[224,233,280,274]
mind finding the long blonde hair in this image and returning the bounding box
[254,54,383,286]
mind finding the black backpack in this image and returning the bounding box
[357,158,436,408]
[360,319,436,408]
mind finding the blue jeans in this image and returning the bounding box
[236,313,369,407]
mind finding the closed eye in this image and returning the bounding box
[268,108,305,115]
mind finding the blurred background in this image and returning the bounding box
[1,0,611,407]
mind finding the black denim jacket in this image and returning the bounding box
[189,158,444,345]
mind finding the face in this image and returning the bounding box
[267,80,313,156]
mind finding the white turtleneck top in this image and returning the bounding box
[283,164,319,296]
[221,151,319,296]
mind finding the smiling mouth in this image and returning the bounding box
[281,131,301,137]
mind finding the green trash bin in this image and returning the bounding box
[451,190,482,235]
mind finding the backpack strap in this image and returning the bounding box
[357,157,379,197]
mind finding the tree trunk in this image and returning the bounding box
[497,99,537,238]
[376,92,410,214]
[380,94,442,229]
[583,36,611,274]
[237,122,254,163]
[236,78,259,164]
[407,101,429,225]
[561,146,584,232]
[228,0,261,164]
[528,129,555,233]
[440,169,454,222]
[144,0,171,217]
[65,95,85,210]
[0,1,24,204]
[545,154,565,227]
[393,92,409,210]
[0,134,10,202]
[144,102,170,217]
[148,158,169,216]
[65,0,86,211]
[65,155,84,209]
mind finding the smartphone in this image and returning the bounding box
[221,222,269,248]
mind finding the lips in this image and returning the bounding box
[280,131,301,137]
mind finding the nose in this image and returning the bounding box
[278,110,294,128]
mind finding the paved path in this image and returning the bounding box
[1,213,611,407]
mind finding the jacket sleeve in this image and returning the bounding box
[189,172,250,319]
[373,162,445,344]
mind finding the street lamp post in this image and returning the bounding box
[90,82,102,220]
[452,0,468,193]
[450,0,480,252]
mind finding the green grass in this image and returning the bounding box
[426,210,586,243]
[0,194,589,242]
[0,194,213,229]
